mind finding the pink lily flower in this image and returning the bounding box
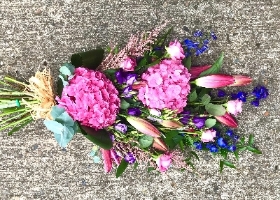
[153,138,168,152]
[101,149,112,173]
[195,74,235,88]
[230,75,252,86]
[214,112,238,128]
[189,65,211,80]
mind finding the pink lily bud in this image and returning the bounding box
[153,138,168,152]
[101,149,112,173]
[230,75,252,86]
[159,120,183,129]
[195,74,235,88]
[214,112,238,128]
[126,116,160,137]
[132,81,147,90]
[110,149,121,166]
[189,65,211,80]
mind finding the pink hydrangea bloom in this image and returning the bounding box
[56,67,120,130]
[138,59,191,112]
[120,56,136,71]
[166,40,185,60]
[201,129,216,143]
[156,153,172,172]
[227,100,242,116]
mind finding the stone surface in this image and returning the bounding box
[0,0,279,199]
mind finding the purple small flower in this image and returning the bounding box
[122,85,132,98]
[114,123,127,133]
[217,89,226,97]
[124,152,136,164]
[226,129,234,137]
[227,145,237,152]
[252,86,269,99]
[126,73,138,85]
[193,142,203,150]
[127,107,141,116]
[180,110,191,125]
[193,30,203,37]
[115,69,126,84]
[211,32,217,40]
[192,116,206,129]
[251,99,260,107]
[217,137,228,148]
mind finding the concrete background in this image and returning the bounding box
[0,0,279,199]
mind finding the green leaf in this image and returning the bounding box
[139,135,154,148]
[116,159,129,178]
[148,167,155,172]
[58,75,69,87]
[205,103,226,116]
[103,69,117,81]
[223,160,236,169]
[220,160,224,172]
[188,90,197,102]
[247,146,262,154]
[234,151,239,160]
[71,49,104,70]
[179,140,184,151]
[8,118,33,136]
[237,146,247,151]
[79,124,113,150]
[248,134,254,146]
[50,106,66,120]
[201,94,211,105]
[190,151,199,160]
[56,78,64,97]
[133,162,139,169]
[199,52,224,77]
[198,88,210,98]
[186,161,195,169]
[55,112,75,127]
[59,63,75,76]
[205,118,216,128]
[120,99,130,109]
[183,56,191,70]
[220,149,228,159]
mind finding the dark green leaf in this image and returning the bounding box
[198,88,210,98]
[179,140,184,151]
[220,149,228,159]
[148,167,155,172]
[199,52,224,77]
[8,118,33,136]
[139,135,153,148]
[186,161,195,169]
[155,27,173,46]
[120,99,130,109]
[103,69,117,81]
[201,94,211,105]
[79,125,113,150]
[233,151,239,160]
[183,56,191,70]
[205,118,216,128]
[57,78,64,97]
[205,103,226,116]
[190,151,199,160]
[220,160,224,172]
[223,160,236,169]
[133,162,139,169]
[247,146,262,154]
[248,134,254,146]
[188,90,197,102]
[116,159,129,178]
[71,49,104,70]
[240,136,245,145]
[237,146,247,151]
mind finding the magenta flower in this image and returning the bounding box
[166,40,185,60]
[56,67,120,130]
[226,100,242,116]
[215,112,238,128]
[230,75,252,86]
[195,74,235,88]
[138,59,191,112]
[120,56,137,71]
[156,154,172,172]
[101,148,112,173]
[201,129,216,143]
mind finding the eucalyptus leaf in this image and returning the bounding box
[93,156,101,163]
[205,103,226,116]
[201,94,211,105]
[56,112,74,127]
[116,159,129,178]
[58,75,69,87]
[120,99,130,109]
[199,52,224,77]
[50,106,66,120]
[205,118,216,128]
[59,63,75,76]
[139,135,154,148]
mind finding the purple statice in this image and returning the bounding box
[127,107,141,116]
[193,30,203,37]
[114,123,127,134]
[217,89,226,97]
[217,138,228,148]
[252,85,269,100]
[193,142,203,150]
[192,116,206,129]
[206,143,219,153]
[180,110,191,125]
[126,73,138,85]
[124,152,136,164]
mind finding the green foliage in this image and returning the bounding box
[220,160,236,172]
[116,159,129,178]
[183,56,191,70]
[59,63,75,77]
[199,52,224,77]
[79,125,113,150]
[188,89,197,102]
[205,118,216,128]
[120,99,130,109]
[205,103,226,116]
[163,130,184,149]
[103,69,117,82]
[201,94,211,105]
[139,135,154,148]
[8,118,33,136]
[71,49,104,70]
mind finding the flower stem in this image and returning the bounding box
[0,115,32,132]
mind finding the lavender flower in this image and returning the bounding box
[128,107,141,116]
[124,152,136,164]
[126,73,138,85]
[192,116,206,129]
[122,85,132,98]
[114,123,127,133]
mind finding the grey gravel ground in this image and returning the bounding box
[0,0,280,199]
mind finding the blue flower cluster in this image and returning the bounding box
[231,91,247,102]
[193,129,239,153]
[183,30,217,57]
[251,85,269,107]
